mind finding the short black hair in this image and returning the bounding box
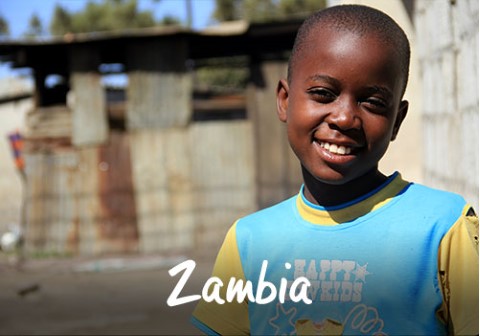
[288,4,411,96]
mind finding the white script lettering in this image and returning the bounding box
[167,259,201,306]
[166,259,312,307]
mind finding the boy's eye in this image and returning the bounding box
[362,97,388,113]
[307,88,336,102]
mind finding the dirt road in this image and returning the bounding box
[0,254,214,335]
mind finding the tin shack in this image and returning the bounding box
[0,21,304,257]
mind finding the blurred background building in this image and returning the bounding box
[0,0,477,259]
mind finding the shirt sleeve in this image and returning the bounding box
[192,221,250,335]
[437,205,479,335]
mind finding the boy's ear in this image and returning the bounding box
[276,79,289,123]
[391,100,409,141]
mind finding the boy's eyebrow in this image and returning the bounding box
[306,74,340,86]
[369,86,393,99]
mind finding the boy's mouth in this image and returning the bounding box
[318,141,352,155]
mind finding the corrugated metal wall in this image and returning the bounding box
[130,127,194,254]
[25,149,84,255]
[129,121,256,256]
[24,132,139,256]
[23,117,256,256]
[190,121,256,255]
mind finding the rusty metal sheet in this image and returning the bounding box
[97,131,138,253]
[23,130,139,256]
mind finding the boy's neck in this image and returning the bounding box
[302,166,388,207]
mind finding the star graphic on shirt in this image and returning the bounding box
[268,303,297,336]
[353,263,371,283]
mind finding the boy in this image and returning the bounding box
[192,4,478,335]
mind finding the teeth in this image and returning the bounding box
[319,142,352,155]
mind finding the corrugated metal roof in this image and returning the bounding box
[0,19,304,66]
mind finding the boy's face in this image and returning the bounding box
[277,27,408,185]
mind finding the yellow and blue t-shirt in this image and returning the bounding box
[192,172,478,335]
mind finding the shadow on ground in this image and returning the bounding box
[0,254,214,335]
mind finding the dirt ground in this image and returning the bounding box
[0,254,215,335]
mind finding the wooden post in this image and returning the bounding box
[32,68,46,108]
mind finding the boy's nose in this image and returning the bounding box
[325,97,361,130]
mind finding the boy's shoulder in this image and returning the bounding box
[406,182,467,208]
[382,181,469,226]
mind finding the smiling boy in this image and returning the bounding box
[192,5,478,335]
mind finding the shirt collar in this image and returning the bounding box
[296,172,410,225]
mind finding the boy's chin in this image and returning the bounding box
[305,168,355,185]
[304,165,380,186]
